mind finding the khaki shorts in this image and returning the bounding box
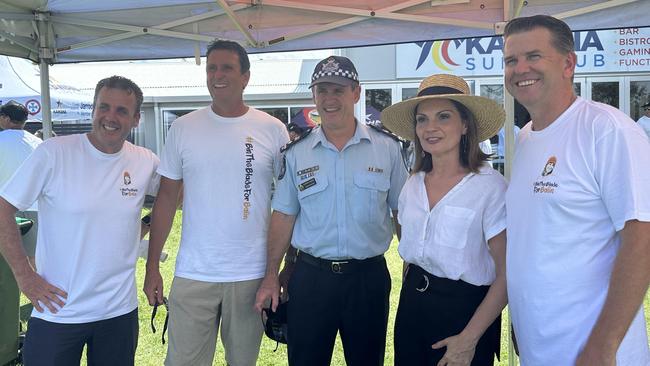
[164,276,264,366]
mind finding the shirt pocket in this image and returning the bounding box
[352,172,390,223]
[434,205,476,249]
[296,177,329,227]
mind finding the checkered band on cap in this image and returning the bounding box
[311,67,358,83]
[310,56,359,86]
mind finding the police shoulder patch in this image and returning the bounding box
[278,154,287,180]
[280,127,313,153]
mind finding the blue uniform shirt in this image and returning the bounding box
[272,120,408,260]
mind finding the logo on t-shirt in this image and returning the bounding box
[541,156,556,176]
[123,171,132,185]
[533,156,558,194]
[120,170,138,197]
[243,136,255,220]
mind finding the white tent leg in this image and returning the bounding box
[39,60,52,139]
[36,11,54,140]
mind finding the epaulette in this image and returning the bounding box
[368,123,412,171]
[281,127,313,153]
[367,123,405,143]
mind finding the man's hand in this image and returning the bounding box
[16,270,67,313]
[254,275,280,313]
[278,262,295,302]
[143,267,164,306]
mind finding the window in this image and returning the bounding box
[591,81,619,108]
[479,84,504,106]
[365,88,392,126]
[573,83,582,96]
[258,108,288,123]
[630,80,650,121]
[401,88,418,101]
[162,109,194,142]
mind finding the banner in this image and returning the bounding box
[396,27,650,78]
[0,95,93,122]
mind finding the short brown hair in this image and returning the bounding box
[93,76,143,116]
[206,39,250,74]
[504,15,574,55]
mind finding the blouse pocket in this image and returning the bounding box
[434,205,476,249]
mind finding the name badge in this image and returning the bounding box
[297,165,319,176]
[298,178,317,191]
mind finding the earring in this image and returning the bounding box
[461,134,468,155]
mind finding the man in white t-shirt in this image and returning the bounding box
[636,102,650,139]
[0,76,159,366]
[0,100,42,186]
[0,101,42,266]
[143,40,289,366]
[503,15,650,366]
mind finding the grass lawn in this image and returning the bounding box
[21,209,650,365]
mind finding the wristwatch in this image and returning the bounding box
[141,213,152,226]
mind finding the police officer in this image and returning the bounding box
[255,56,408,366]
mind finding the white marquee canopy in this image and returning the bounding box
[0,0,648,159]
[0,1,647,63]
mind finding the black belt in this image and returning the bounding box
[297,251,384,274]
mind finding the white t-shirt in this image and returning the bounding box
[159,106,289,282]
[479,139,493,167]
[506,97,650,366]
[397,165,506,286]
[0,129,42,210]
[0,134,160,323]
[637,115,650,139]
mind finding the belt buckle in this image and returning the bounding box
[331,261,349,274]
[415,274,430,292]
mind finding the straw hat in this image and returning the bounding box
[381,74,505,142]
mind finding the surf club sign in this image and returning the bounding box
[396,27,650,78]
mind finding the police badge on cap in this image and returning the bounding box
[309,56,359,88]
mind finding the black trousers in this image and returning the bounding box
[394,265,500,366]
[22,308,139,366]
[287,255,391,366]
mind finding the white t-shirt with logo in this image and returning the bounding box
[506,97,650,365]
[159,106,289,282]
[0,134,160,323]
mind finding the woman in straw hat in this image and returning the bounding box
[381,74,507,366]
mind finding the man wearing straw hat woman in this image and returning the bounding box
[382,74,507,366]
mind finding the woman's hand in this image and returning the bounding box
[431,332,478,366]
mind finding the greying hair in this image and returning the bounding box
[93,76,143,115]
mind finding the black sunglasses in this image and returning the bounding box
[150,297,169,345]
